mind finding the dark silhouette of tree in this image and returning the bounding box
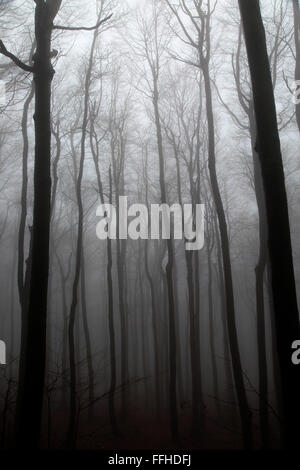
[0,0,63,448]
[0,0,112,448]
[238,0,300,448]
[293,0,300,133]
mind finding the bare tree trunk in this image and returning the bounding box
[203,64,253,448]
[16,84,34,412]
[9,234,17,379]
[153,77,179,443]
[293,0,300,133]
[90,116,119,435]
[55,250,71,407]
[206,233,221,421]
[80,245,95,422]
[173,257,185,410]
[172,140,201,429]
[249,104,270,448]
[107,168,119,435]
[144,240,161,418]
[213,214,236,425]
[15,0,62,449]
[67,24,98,448]
[239,0,300,448]
[111,136,128,418]
[18,84,34,310]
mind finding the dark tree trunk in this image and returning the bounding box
[214,214,237,425]
[107,168,119,435]
[173,141,201,429]
[152,77,179,443]
[203,64,253,449]
[16,84,34,404]
[80,246,95,422]
[9,234,17,379]
[173,257,185,410]
[238,0,300,448]
[67,22,99,447]
[206,237,221,421]
[55,250,71,407]
[293,0,300,133]
[110,136,128,418]
[144,240,161,418]
[18,85,34,310]
[15,0,62,449]
[249,104,270,448]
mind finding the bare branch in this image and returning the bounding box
[53,14,113,32]
[0,41,33,73]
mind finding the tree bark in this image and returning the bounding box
[153,77,179,443]
[203,63,253,449]
[238,0,300,448]
[249,103,270,448]
[67,23,98,448]
[15,0,62,449]
[293,0,300,133]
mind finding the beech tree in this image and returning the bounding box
[238,0,300,448]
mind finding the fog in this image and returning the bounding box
[0,0,299,450]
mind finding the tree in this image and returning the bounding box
[166,0,253,448]
[238,0,300,448]
[0,0,112,448]
[293,0,300,133]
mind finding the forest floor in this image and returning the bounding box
[40,383,281,450]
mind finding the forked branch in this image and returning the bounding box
[0,40,34,73]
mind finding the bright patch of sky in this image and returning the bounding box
[125,0,146,9]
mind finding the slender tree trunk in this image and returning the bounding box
[173,257,185,410]
[203,63,253,448]
[9,234,17,379]
[55,251,70,407]
[214,214,236,424]
[67,26,98,448]
[238,0,300,448]
[144,240,161,418]
[90,120,119,435]
[207,241,221,421]
[173,143,201,427]
[80,246,95,422]
[153,78,179,443]
[249,104,270,448]
[111,141,128,418]
[107,169,119,435]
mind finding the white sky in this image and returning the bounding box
[125,0,146,7]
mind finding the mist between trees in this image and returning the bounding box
[0,0,300,450]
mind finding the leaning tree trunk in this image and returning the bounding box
[202,63,253,449]
[15,1,62,449]
[238,0,300,448]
